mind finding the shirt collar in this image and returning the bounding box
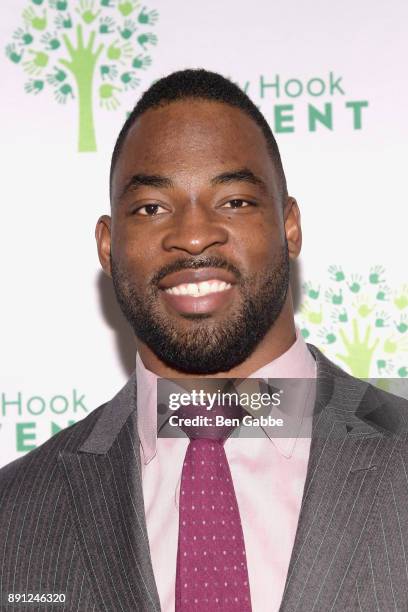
[136,327,316,463]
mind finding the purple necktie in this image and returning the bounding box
[175,402,252,611]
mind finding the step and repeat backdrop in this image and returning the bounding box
[1,0,407,466]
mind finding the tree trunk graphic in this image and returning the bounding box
[59,25,103,152]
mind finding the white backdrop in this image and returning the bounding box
[1,0,407,466]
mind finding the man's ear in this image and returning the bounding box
[283,196,302,260]
[95,215,112,278]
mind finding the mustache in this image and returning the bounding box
[151,255,242,286]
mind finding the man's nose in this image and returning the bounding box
[161,203,229,255]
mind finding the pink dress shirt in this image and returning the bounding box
[137,329,317,611]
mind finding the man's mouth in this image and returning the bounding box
[164,280,232,297]
[158,267,238,315]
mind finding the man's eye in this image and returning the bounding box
[134,204,166,216]
[222,199,252,209]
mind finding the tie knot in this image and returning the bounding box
[175,401,244,443]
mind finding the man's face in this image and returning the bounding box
[105,99,297,374]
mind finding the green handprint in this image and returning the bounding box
[369,265,385,285]
[23,7,47,31]
[99,83,121,109]
[377,359,386,371]
[13,28,34,46]
[24,79,44,94]
[101,0,115,6]
[23,49,49,75]
[376,358,394,375]
[375,311,390,328]
[317,327,336,345]
[107,39,133,62]
[398,366,408,378]
[300,327,310,339]
[331,308,348,324]
[132,53,151,69]
[137,32,157,50]
[99,17,116,34]
[54,83,74,103]
[120,70,140,90]
[6,44,24,64]
[40,32,61,51]
[47,67,67,84]
[353,294,374,318]
[376,284,389,301]
[384,335,408,354]
[55,13,73,29]
[32,0,45,4]
[50,0,68,9]
[76,0,102,25]
[138,7,159,25]
[348,273,362,294]
[336,319,379,377]
[394,285,408,311]
[328,265,345,282]
[325,287,343,305]
[100,63,118,80]
[339,310,348,323]
[118,0,139,17]
[302,281,320,300]
[118,19,137,40]
[395,314,408,334]
[301,301,323,325]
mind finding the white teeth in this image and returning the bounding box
[188,283,199,296]
[165,280,232,297]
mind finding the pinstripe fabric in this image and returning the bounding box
[0,376,160,611]
[1,344,408,611]
[0,402,103,611]
[280,346,408,611]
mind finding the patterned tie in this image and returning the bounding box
[175,401,252,611]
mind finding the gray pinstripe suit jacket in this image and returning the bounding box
[1,344,408,611]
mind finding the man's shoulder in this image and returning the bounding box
[0,400,108,494]
[361,380,408,435]
[307,343,408,436]
[0,369,137,502]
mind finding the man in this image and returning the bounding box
[0,69,407,612]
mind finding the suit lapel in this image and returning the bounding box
[58,372,161,612]
[280,345,401,612]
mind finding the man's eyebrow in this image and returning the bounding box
[119,173,174,200]
[118,168,267,202]
[210,168,267,192]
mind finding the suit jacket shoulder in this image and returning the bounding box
[307,343,408,436]
[0,370,160,612]
[0,401,106,488]
[281,344,408,612]
[0,402,107,611]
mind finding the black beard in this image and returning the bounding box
[110,248,290,375]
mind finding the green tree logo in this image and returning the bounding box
[6,0,159,152]
[296,266,408,379]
